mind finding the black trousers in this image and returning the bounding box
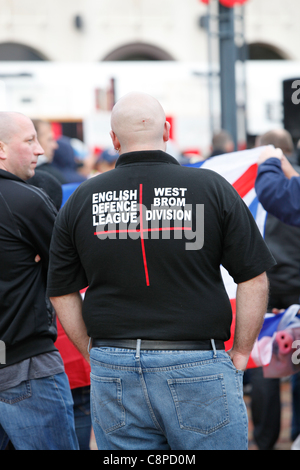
[249,293,300,450]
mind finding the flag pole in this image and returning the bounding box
[202,0,248,149]
[218,1,238,150]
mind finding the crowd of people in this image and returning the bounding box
[0,93,300,450]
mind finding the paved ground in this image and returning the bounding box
[90,380,295,451]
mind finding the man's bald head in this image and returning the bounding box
[110,92,170,154]
[258,129,294,156]
[0,112,44,180]
[0,112,26,144]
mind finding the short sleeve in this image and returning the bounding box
[221,196,276,284]
[47,207,88,297]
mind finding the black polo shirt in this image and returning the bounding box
[47,151,276,342]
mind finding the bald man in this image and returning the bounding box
[48,93,275,450]
[110,92,170,153]
[0,112,78,450]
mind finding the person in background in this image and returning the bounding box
[69,138,97,180]
[55,317,92,450]
[52,136,86,184]
[256,142,300,448]
[257,130,300,308]
[207,130,235,159]
[94,148,119,174]
[249,129,300,450]
[32,119,67,185]
[257,129,297,162]
[27,171,92,450]
[0,112,78,450]
[28,170,63,212]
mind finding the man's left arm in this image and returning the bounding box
[50,292,90,364]
[228,273,269,371]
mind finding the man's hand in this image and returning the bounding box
[272,308,285,314]
[258,146,300,179]
[281,155,300,179]
[227,349,250,372]
[257,146,283,166]
[35,255,41,263]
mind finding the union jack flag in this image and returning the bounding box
[186,147,268,366]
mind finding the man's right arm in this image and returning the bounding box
[228,272,269,371]
[24,187,57,270]
[50,292,90,364]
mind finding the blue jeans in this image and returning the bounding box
[0,373,79,450]
[72,386,92,450]
[90,347,248,450]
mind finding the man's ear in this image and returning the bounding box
[110,130,121,151]
[0,141,7,161]
[163,121,171,143]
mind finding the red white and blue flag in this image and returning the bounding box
[62,147,300,376]
[186,147,267,301]
[186,147,268,366]
[186,148,300,376]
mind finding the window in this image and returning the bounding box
[248,43,288,61]
[102,42,174,61]
[0,42,47,61]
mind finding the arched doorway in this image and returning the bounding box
[102,42,174,61]
[0,42,48,61]
[248,42,289,61]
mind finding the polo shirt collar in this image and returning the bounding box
[0,169,25,182]
[116,150,180,168]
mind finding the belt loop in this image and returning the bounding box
[88,337,92,354]
[136,339,142,359]
[211,339,217,358]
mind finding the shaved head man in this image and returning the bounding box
[48,92,275,450]
[0,112,44,181]
[0,111,79,450]
[258,129,294,156]
[110,92,171,154]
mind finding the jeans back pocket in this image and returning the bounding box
[168,374,230,435]
[0,380,31,405]
[91,375,126,434]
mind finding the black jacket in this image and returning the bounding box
[256,157,300,297]
[0,170,57,368]
[265,213,300,296]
